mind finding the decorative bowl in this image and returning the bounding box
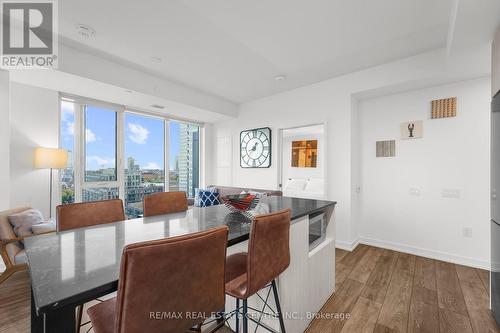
[222,193,260,218]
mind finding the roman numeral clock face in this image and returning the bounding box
[240,127,271,168]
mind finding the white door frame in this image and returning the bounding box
[277,122,328,199]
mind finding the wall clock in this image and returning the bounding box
[240,127,271,168]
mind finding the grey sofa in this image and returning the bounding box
[188,185,282,206]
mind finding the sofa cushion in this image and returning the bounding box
[0,206,31,242]
[32,220,56,235]
[8,208,44,238]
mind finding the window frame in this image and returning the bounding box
[79,102,124,202]
[58,94,203,212]
[123,110,169,216]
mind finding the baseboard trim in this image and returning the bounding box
[335,237,359,252]
[358,236,490,270]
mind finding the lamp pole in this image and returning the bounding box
[49,168,53,219]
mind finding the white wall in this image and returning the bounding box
[350,98,362,243]
[214,129,233,187]
[358,77,491,268]
[213,47,491,248]
[10,83,60,218]
[201,123,216,187]
[0,70,10,211]
[493,28,500,96]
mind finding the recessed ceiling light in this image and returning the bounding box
[75,24,96,39]
[151,56,162,63]
[275,75,287,81]
[151,104,165,109]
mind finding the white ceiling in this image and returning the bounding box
[58,0,498,104]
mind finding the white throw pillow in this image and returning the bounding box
[305,178,324,193]
[285,179,307,191]
[8,209,44,238]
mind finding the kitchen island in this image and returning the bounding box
[25,196,336,333]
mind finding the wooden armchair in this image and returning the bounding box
[0,207,31,284]
[0,207,54,284]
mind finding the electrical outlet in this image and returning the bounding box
[442,189,461,198]
[462,227,473,238]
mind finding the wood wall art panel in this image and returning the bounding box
[376,140,396,157]
[431,97,457,119]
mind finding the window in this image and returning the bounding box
[81,104,121,202]
[60,96,201,218]
[169,121,200,198]
[84,106,117,182]
[124,113,165,218]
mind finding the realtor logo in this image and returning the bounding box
[1,0,58,68]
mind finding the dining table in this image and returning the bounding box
[25,196,336,333]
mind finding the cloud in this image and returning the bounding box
[128,123,149,144]
[87,156,114,167]
[86,129,97,143]
[143,162,160,170]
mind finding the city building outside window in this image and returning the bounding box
[169,121,200,198]
[124,112,165,218]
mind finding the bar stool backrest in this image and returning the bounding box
[246,209,291,298]
[56,199,125,232]
[143,191,188,217]
[115,226,229,333]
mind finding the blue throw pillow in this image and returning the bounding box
[195,188,221,207]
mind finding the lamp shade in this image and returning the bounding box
[34,147,68,169]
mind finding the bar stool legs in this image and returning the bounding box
[242,299,248,333]
[233,280,286,333]
[271,280,286,333]
[235,299,240,333]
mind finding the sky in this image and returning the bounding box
[60,102,182,171]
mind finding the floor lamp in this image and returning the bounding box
[34,147,68,219]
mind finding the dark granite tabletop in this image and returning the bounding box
[25,196,336,314]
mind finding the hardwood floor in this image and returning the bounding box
[0,245,497,333]
[0,269,30,333]
[306,245,499,333]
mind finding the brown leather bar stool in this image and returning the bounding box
[56,199,126,232]
[143,191,188,217]
[56,199,126,331]
[225,209,291,333]
[87,226,229,333]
